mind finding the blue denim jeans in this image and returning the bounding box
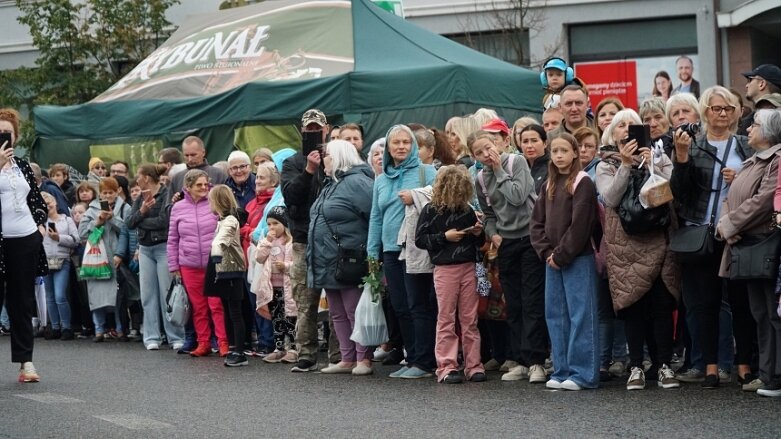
[92,306,123,334]
[546,254,600,388]
[248,287,273,349]
[383,252,437,372]
[44,259,72,330]
[597,277,628,368]
[0,304,8,328]
[140,243,183,346]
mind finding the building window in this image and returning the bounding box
[446,29,530,67]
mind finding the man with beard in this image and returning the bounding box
[672,56,700,99]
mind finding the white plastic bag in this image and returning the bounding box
[350,284,388,347]
[639,162,673,209]
[34,276,47,328]
[165,278,190,326]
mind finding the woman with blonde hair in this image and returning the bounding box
[449,116,479,168]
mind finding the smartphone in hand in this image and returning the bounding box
[627,124,651,151]
[302,130,323,157]
[459,226,475,233]
[48,222,56,232]
[0,132,12,150]
[100,200,110,211]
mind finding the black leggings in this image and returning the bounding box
[222,296,246,352]
[620,278,676,373]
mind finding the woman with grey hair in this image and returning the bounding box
[666,93,701,129]
[225,151,255,209]
[307,140,375,375]
[670,86,753,388]
[639,97,673,157]
[369,138,385,177]
[717,109,781,395]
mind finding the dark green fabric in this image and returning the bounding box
[33,0,542,169]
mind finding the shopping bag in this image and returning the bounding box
[79,226,112,280]
[478,255,507,320]
[639,162,673,209]
[350,283,388,347]
[165,277,190,326]
[34,276,47,328]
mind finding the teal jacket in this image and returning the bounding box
[367,125,436,259]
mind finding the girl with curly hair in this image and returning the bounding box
[415,166,486,384]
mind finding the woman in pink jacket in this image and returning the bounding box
[168,169,228,357]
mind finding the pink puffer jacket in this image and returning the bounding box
[168,191,218,272]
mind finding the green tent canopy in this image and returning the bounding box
[32,0,542,171]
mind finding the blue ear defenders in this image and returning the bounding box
[540,57,574,87]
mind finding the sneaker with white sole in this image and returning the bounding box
[676,367,704,383]
[372,347,390,362]
[171,342,184,351]
[561,379,582,391]
[499,360,519,373]
[18,362,40,383]
[263,350,286,363]
[742,378,764,392]
[657,364,680,389]
[757,380,781,397]
[528,364,546,383]
[146,343,160,351]
[545,379,562,389]
[718,368,731,383]
[501,365,529,381]
[627,367,646,390]
[609,361,626,377]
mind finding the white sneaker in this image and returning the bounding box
[627,367,646,390]
[171,342,184,351]
[657,364,680,389]
[561,379,582,391]
[718,368,731,383]
[372,347,389,362]
[528,364,546,383]
[609,361,626,377]
[499,360,519,373]
[545,379,562,389]
[146,343,160,351]
[501,365,529,381]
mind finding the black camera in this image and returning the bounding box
[677,122,700,137]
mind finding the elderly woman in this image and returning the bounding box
[573,127,601,179]
[0,108,48,382]
[368,124,437,379]
[596,109,680,391]
[718,109,781,395]
[670,86,753,388]
[369,138,385,177]
[127,163,184,351]
[168,169,228,357]
[308,140,375,375]
[252,148,274,171]
[225,151,255,209]
[666,92,701,128]
[639,97,673,157]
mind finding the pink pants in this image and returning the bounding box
[181,267,227,344]
[433,262,484,381]
[325,287,368,362]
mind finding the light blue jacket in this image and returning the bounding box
[367,125,436,259]
[250,148,295,242]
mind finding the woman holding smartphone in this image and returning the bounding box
[40,192,79,341]
[0,108,49,383]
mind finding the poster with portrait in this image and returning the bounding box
[574,54,699,110]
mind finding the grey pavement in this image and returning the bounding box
[0,337,777,438]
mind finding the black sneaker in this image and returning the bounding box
[0,326,9,336]
[701,374,720,389]
[382,348,405,366]
[256,345,272,359]
[443,371,463,384]
[224,352,249,367]
[469,372,487,382]
[757,379,781,397]
[291,359,318,372]
[61,329,74,340]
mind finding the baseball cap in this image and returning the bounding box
[755,93,781,109]
[301,109,327,127]
[742,64,781,89]
[482,118,511,136]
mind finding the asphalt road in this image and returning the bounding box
[0,337,777,438]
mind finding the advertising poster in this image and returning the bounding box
[574,54,699,110]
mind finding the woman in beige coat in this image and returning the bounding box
[596,109,680,391]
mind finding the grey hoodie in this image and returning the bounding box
[476,153,536,240]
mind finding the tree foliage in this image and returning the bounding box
[10,0,180,106]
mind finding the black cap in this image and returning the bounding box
[742,64,781,89]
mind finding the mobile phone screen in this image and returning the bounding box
[100,200,110,211]
[48,222,56,231]
[302,131,322,157]
[0,132,12,150]
[627,124,651,151]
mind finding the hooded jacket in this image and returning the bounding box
[367,125,436,259]
[595,148,680,311]
[167,191,217,272]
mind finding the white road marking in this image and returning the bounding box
[94,414,172,430]
[14,393,83,403]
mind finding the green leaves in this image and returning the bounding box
[361,257,385,301]
[13,0,180,106]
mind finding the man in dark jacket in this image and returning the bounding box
[31,163,69,216]
[281,108,340,372]
[169,136,227,194]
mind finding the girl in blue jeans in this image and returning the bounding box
[530,133,600,390]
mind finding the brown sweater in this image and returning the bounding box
[530,172,597,267]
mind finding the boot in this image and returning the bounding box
[219,341,230,358]
[190,343,211,357]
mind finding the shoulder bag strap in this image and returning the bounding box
[317,180,343,246]
[707,136,734,225]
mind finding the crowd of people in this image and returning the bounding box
[2,60,781,398]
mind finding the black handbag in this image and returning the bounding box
[730,232,781,280]
[670,137,734,264]
[617,166,670,235]
[318,182,368,285]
